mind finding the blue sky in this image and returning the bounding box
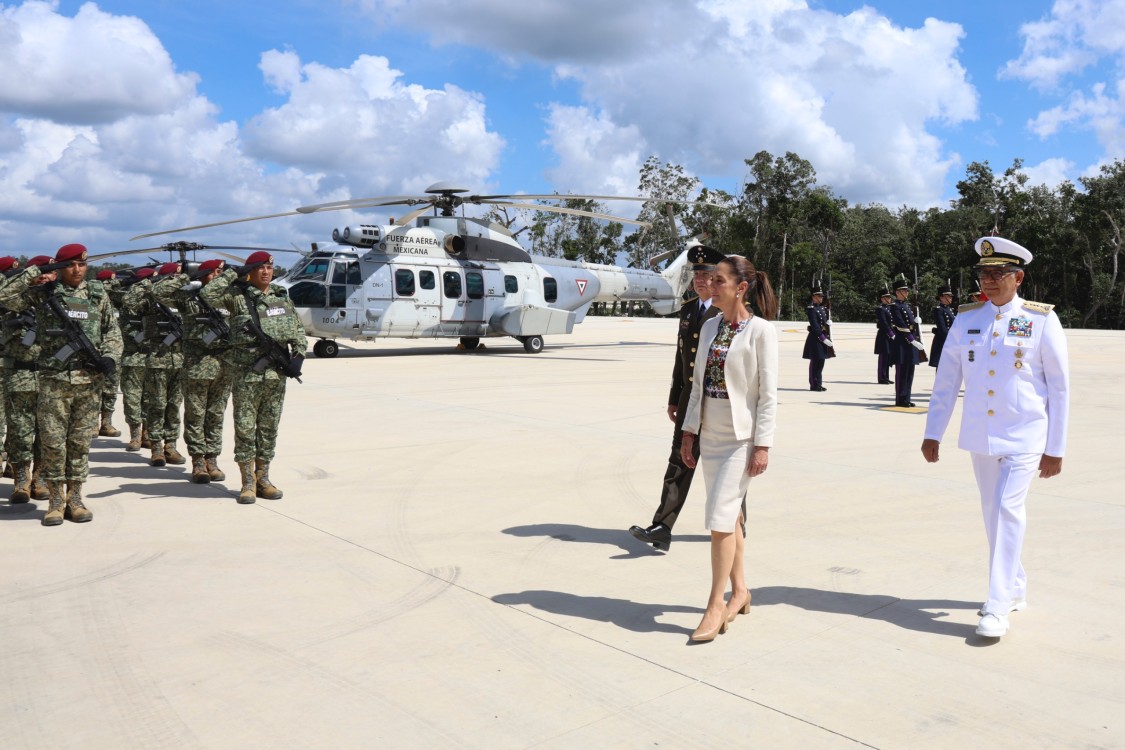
[2,0,1123,257]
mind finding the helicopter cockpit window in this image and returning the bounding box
[293,258,330,281]
[466,271,484,300]
[287,281,327,307]
[333,261,361,285]
[443,271,462,299]
[419,270,435,290]
[395,269,415,296]
[504,275,518,294]
[329,285,346,307]
[543,277,558,303]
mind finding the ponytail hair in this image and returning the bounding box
[721,255,779,320]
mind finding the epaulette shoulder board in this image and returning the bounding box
[958,301,985,313]
[1022,300,1055,314]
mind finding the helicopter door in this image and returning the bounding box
[440,269,464,328]
[321,260,361,333]
[391,265,439,335]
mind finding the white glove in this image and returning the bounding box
[914,315,922,325]
[911,339,925,351]
[823,338,834,348]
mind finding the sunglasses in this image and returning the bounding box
[978,269,1015,281]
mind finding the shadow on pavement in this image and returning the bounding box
[501,522,709,559]
[492,590,697,635]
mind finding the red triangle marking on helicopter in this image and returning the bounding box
[576,279,588,295]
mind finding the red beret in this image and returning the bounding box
[245,251,273,265]
[0,257,18,273]
[96,269,116,281]
[55,243,88,263]
[29,255,54,267]
[157,262,181,276]
[199,259,224,273]
[133,267,156,280]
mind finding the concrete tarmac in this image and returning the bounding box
[1,318,1121,749]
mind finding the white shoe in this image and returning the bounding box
[978,598,1027,616]
[976,612,1010,638]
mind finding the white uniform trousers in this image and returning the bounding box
[970,452,1038,615]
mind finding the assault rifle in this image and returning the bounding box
[152,300,183,347]
[188,290,230,346]
[240,289,302,383]
[41,288,115,376]
[3,308,38,347]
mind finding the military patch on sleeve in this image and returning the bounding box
[959,301,985,312]
[1022,300,1055,314]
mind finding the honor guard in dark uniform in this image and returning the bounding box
[929,281,956,368]
[874,283,894,384]
[889,273,924,407]
[967,278,985,303]
[802,280,834,391]
[629,244,726,551]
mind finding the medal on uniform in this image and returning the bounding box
[1015,361,1023,369]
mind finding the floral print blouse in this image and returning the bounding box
[704,316,752,398]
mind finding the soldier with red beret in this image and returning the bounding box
[0,244,122,526]
[118,267,156,451]
[153,258,233,484]
[125,261,186,466]
[202,251,306,504]
[92,269,123,438]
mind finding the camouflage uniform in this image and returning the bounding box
[0,266,122,523]
[98,276,123,436]
[117,285,148,449]
[0,302,41,501]
[125,277,185,464]
[156,272,233,481]
[202,267,305,502]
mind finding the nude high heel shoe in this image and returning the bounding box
[690,613,729,642]
[725,589,752,624]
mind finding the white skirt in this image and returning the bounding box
[700,396,752,532]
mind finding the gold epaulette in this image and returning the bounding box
[1022,300,1055,314]
[958,301,985,312]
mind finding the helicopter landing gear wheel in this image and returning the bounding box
[521,335,544,354]
[313,339,339,358]
[459,336,480,350]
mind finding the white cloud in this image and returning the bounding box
[0,0,198,124]
[1028,80,1125,158]
[243,50,505,196]
[1001,0,1125,89]
[543,105,644,194]
[1021,157,1076,189]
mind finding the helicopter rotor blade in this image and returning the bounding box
[295,195,432,214]
[488,201,651,227]
[130,210,305,241]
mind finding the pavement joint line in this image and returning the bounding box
[256,503,881,749]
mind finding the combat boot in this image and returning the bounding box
[163,441,186,465]
[150,442,166,467]
[205,454,225,482]
[126,423,142,451]
[255,459,284,500]
[141,426,152,450]
[65,481,93,523]
[9,462,32,504]
[42,481,65,526]
[99,411,121,437]
[190,455,210,483]
[31,462,49,500]
[237,462,256,504]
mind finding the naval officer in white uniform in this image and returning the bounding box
[921,236,1069,639]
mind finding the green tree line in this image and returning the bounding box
[520,152,1125,329]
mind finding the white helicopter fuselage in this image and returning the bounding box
[279,215,692,355]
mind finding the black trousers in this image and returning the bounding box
[895,360,916,405]
[808,359,825,389]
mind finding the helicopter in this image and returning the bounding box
[131,183,715,357]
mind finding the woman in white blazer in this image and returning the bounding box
[680,255,778,642]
